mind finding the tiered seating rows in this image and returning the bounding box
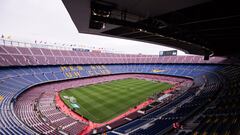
[0,45,226,67]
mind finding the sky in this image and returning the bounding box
[0,0,187,55]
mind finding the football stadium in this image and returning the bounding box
[0,0,240,135]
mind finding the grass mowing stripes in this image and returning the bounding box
[60,78,172,123]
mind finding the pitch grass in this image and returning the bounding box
[60,78,172,123]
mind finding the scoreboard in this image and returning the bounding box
[159,50,177,56]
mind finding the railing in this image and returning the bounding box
[0,38,119,53]
[0,38,84,50]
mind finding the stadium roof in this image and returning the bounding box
[62,0,240,57]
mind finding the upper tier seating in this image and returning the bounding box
[0,45,226,67]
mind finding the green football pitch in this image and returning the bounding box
[60,78,172,123]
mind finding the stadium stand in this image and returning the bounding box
[0,43,239,135]
[0,44,227,66]
[190,66,240,135]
